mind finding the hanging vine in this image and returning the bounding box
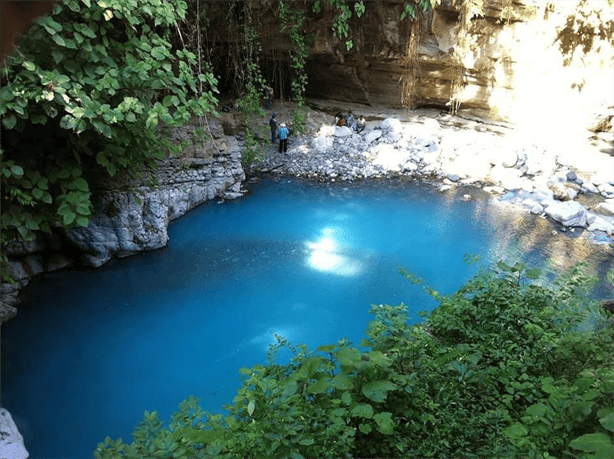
[312,0,365,51]
[278,1,311,133]
[447,0,484,114]
[400,1,438,108]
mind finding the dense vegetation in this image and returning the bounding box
[94,262,614,459]
[0,0,220,281]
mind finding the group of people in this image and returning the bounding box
[269,112,289,153]
[335,110,366,133]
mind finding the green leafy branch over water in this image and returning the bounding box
[94,261,614,459]
[1,0,219,276]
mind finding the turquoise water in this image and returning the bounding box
[2,177,612,458]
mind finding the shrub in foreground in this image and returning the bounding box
[94,262,614,459]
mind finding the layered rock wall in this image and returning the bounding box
[1,120,245,323]
[207,0,612,126]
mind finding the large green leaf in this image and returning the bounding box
[373,412,394,434]
[307,376,330,394]
[361,380,397,403]
[2,114,17,130]
[296,358,321,380]
[336,347,361,366]
[569,433,614,456]
[503,423,528,438]
[331,374,353,390]
[351,404,373,419]
[598,409,614,432]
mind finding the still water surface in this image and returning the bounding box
[2,177,612,458]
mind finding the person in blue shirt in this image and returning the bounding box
[278,122,289,153]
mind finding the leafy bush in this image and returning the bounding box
[94,262,613,459]
[0,0,218,252]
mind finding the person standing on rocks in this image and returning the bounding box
[269,112,278,143]
[278,122,289,153]
[265,85,274,110]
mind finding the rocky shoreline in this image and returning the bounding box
[248,101,614,246]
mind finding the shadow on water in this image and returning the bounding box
[1,176,612,459]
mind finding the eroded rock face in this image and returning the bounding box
[1,122,245,323]
[210,2,606,115]
[67,153,245,268]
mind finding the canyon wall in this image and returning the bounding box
[207,0,612,126]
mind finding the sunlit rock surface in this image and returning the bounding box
[0,408,28,459]
[206,0,612,131]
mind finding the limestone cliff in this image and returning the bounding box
[1,119,245,323]
[206,0,612,127]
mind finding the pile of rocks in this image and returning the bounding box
[255,114,614,242]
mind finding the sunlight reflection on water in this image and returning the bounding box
[305,227,365,277]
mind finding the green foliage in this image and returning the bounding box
[1,0,218,254]
[291,107,309,136]
[235,26,271,167]
[241,127,269,167]
[311,1,438,50]
[95,262,614,458]
[279,2,310,105]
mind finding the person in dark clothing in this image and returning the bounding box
[265,85,274,110]
[345,109,355,130]
[269,112,278,143]
[335,112,345,127]
[278,122,289,153]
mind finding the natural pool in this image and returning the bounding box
[2,176,612,458]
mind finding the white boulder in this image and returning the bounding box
[0,409,29,459]
[311,136,334,153]
[594,199,614,216]
[499,149,518,168]
[489,166,524,190]
[525,151,556,176]
[372,145,410,172]
[364,129,382,144]
[588,216,614,234]
[334,126,353,137]
[381,117,402,133]
[598,183,614,199]
[543,200,588,228]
